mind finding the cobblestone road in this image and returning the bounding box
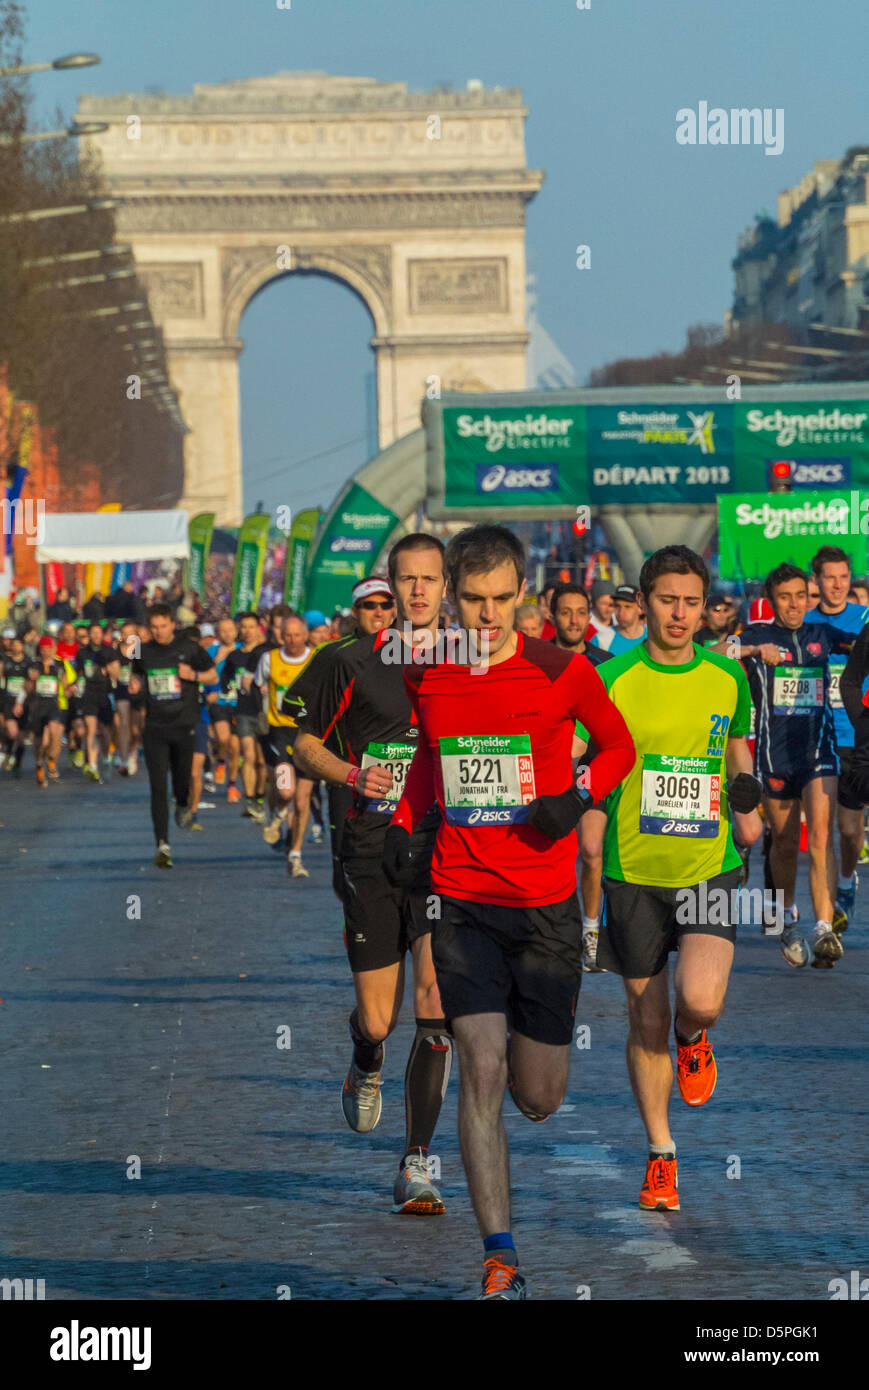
[1,770,866,1300]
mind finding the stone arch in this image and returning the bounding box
[77,72,542,524]
[221,244,390,342]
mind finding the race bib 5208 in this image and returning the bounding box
[439,734,536,826]
[772,665,823,715]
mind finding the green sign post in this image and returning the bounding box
[304,482,401,616]
[230,513,271,613]
[186,512,215,598]
[283,508,320,609]
[718,492,869,580]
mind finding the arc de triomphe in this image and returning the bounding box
[77,73,543,525]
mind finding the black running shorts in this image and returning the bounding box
[339,811,435,973]
[836,747,869,811]
[762,763,837,802]
[431,893,583,1046]
[599,866,742,979]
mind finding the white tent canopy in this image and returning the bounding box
[36,510,189,565]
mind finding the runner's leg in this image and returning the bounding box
[802,776,837,923]
[623,970,673,1148]
[451,1012,510,1236]
[763,795,801,910]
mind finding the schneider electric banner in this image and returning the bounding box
[441,405,586,511]
[718,492,869,581]
[304,483,401,617]
[426,394,869,515]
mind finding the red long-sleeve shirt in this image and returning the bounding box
[392,633,635,907]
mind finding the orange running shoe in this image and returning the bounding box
[36,764,46,787]
[215,761,226,785]
[227,785,242,803]
[46,758,59,781]
[675,1028,717,1106]
[477,1257,527,1299]
[639,1155,679,1211]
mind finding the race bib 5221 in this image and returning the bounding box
[439,734,536,826]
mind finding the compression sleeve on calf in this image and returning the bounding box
[569,660,636,802]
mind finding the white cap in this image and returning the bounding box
[351,576,394,603]
[199,622,216,637]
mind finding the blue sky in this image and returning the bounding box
[26,0,868,516]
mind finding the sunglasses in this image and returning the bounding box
[358,599,394,611]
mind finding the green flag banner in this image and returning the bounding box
[231,513,271,613]
[304,483,401,617]
[186,512,215,598]
[283,508,320,609]
[718,492,868,581]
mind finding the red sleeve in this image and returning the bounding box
[570,659,635,802]
[391,666,434,832]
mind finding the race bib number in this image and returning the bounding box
[360,741,416,812]
[439,734,536,826]
[147,667,182,700]
[84,659,96,679]
[773,665,823,715]
[640,754,721,838]
[5,676,24,697]
[828,665,843,710]
[119,664,132,685]
[35,675,58,698]
[72,678,85,698]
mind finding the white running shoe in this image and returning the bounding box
[780,923,809,968]
[581,927,606,973]
[392,1149,445,1215]
[288,851,309,878]
[812,922,843,966]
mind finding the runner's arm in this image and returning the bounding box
[571,662,635,802]
[841,623,869,738]
[725,735,762,845]
[390,732,435,834]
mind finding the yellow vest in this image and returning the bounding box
[267,646,315,726]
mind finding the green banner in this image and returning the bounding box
[587,404,733,503]
[718,492,869,581]
[305,483,401,617]
[283,508,320,609]
[230,513,271,613]
[186,512,215,598]
[438,399,869,508]
[732,402,869,492]
[442,405,587,509]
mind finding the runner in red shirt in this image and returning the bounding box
[384,523,635,1299]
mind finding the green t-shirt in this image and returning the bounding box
[599,643,752,887]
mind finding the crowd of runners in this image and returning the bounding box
[2,527,867,1299]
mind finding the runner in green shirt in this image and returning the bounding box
[596,546,763,1213]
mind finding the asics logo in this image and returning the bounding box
[660,820,700,835]
[468,808,512,824]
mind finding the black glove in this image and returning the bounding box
[727,772,762,814]
[524,785,593,841]
[382,824,416,889]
